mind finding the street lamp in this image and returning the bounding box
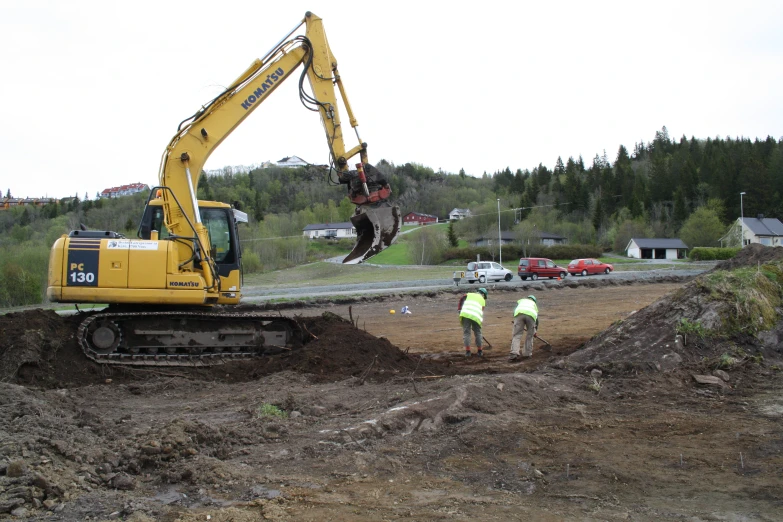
[740,191,746,247]
[497,199,502,266]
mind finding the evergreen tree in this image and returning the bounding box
[649,152,671,202]
[198,174,213,200]
[253,192,264,222]
[673,187,688,228]
[592,198,604,232]
[447,221,458,247]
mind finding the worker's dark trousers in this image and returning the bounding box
[461,317,482,349]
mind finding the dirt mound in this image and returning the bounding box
[1,309,446,389]
[0,309,75,383]
[568,245,783,371]
[714,243,783,271]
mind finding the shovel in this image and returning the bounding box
[482,336,494,350]
[535,333,552,350]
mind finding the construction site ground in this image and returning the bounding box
[1,268,783,520]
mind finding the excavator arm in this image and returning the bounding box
[160,11,399,275]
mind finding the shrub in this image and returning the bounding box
[689,247,741,261]
[257,404,287,418]
[676,318,707,339]
[242,251,262,273]
[0,245,49,307]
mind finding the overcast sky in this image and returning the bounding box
[2,0,782,199]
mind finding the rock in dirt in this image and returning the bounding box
[692,374,729,388]
[5,460,26,477]
[712,369,730,382]
[110,472,135,490]
[10,507,29,517]
[0,498,24,514]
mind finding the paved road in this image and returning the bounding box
[241,263,714,302]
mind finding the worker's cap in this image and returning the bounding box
[527,295,537,303]
[478,288,488,298]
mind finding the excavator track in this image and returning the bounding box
[76,310,305,366]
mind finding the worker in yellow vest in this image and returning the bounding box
[459,288,487,357]
[510,295,538,362]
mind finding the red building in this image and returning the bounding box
[403,212,438,226]
[99,182,149,199]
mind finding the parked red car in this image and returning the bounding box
[567,258,614,276]
[518,258,568,280]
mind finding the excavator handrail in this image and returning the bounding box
[138,185,220,291]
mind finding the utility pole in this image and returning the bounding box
[497,199,502,266]
[740,191,746,247]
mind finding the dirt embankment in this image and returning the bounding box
[569,244,783,371]
[1,254,783,520]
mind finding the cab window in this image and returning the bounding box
[546,260,555,268]
[149,208,171,239]
[200,208,234,264]
[142,206,236,266]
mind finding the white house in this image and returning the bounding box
[302,222,356,239]
[449,208,471,220]
[724,215,783,247]
[626,238,688,259]
[276,156,309,168]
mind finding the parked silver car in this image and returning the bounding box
[466,261,514,283]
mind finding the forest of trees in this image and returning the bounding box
[1,127,782,306]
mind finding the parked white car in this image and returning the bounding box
[465,261,514,283]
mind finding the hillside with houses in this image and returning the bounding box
[1,127,783,306]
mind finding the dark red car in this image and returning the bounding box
[518,258,568,280]
[567,258,614,276]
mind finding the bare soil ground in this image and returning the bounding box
[2,250,783,521]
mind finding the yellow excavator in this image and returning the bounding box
[46,12,400,365]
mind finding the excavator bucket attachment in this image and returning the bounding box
[343,205,402,264]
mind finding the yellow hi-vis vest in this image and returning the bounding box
[459,292,485,326]
[514,298,538,321]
